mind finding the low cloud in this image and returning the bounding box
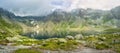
[0,0,120,16]
[68,0,120,10]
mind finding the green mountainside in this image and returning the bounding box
[0,15,21,40]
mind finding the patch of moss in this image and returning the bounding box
[95,43,110,50]
[13,48,42,53]
[39,39,79,51]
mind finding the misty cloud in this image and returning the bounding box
[0,0,55,16]
[68,0,120,10]
[0,0,120,16]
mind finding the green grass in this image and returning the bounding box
[0,15,23,44]
[13,48,42,53]
[83,32,120,52]
[95,43,110,50]
[39,38,79,51]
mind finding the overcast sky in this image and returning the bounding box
[0,0,120,16]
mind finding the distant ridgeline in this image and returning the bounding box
[0,6,120,39]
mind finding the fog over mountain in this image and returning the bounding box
[0,0,120,16]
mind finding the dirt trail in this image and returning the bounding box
[0,45,31,53]
[41,47,116,53]
[0,45,116,53]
